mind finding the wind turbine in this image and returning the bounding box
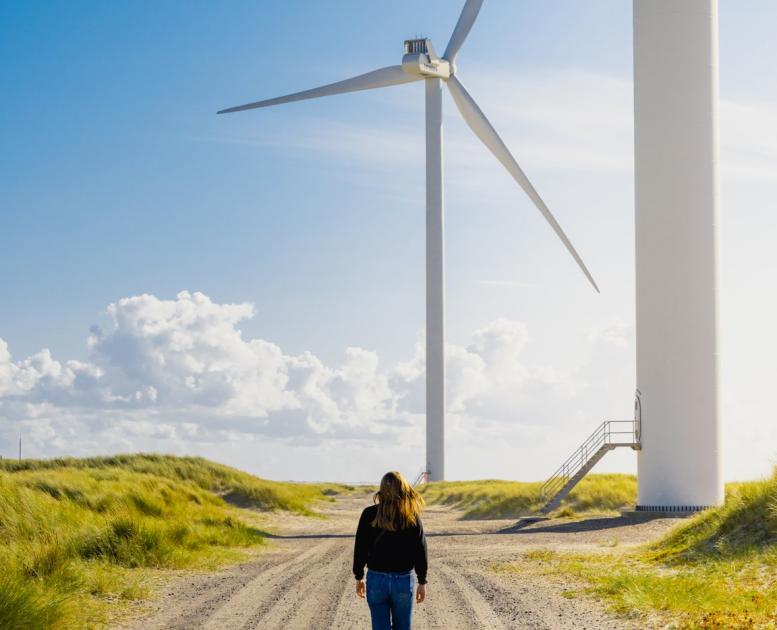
[218,0,599,481]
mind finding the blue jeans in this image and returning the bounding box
[366,569,416,630]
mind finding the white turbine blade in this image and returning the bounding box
[444,0,484,61]
[447,76,599,292]
[218,65,421,114]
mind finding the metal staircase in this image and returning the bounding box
[539,420,640,514]
[412,469,430,486]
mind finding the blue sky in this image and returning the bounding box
[1,0,631,362]
[1,1,776,482]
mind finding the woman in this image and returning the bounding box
[353,471,428,630]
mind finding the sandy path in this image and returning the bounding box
[120,493,679,629]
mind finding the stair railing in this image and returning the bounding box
[412,469,430,486]
[540,420,639,501]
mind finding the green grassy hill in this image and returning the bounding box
[0,454,355,630]
[506,473,777,629]
[649,475,777,563]
[421,473,637,519]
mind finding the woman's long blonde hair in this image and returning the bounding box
[371,471,425,531]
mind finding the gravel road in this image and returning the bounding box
[119,492,678,629]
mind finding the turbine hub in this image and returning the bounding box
[402,39,451,79]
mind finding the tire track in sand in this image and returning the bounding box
[447,558,550,629]
[435,562,507,629]
[305,541,356,629]
[239,539,350,629]
[328,546,371,629]
[197,539,337,630]
[133,548,300,630]
[414,561,487,630]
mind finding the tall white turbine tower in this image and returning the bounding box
[634,0,723,510]
[219,0,599,481]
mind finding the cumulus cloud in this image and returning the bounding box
[0,291,607,460]
[1,292,403,438]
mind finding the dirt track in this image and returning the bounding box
[120,493,678,629]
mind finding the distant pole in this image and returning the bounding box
[18,434,21,461]
[425,76,445,482]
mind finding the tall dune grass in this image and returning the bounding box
[506,473,777,628]
[0,454,354,514]
[421,473,637,519]
[0,454,354,629]
[647,474,777,563]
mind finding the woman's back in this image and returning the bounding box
[353,504,427,579]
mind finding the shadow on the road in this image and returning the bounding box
[264,533,354,539]
[498,516,636,535]
[259,517,648,540]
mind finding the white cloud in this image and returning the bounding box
[1,291,401,439]
[0,291,610,465]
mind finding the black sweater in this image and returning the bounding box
[352,505,428,584]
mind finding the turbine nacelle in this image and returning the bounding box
[401,39,452,79]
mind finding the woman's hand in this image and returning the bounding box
[416,584,426,604]
[356,579,365,599]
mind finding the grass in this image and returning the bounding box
[421,473,637,519]
[0,454,355,515]
[500,472,777,629]
[0,454,356,629]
